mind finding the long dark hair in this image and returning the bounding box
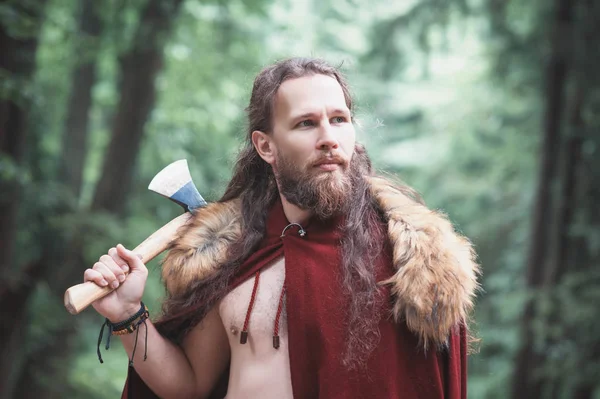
[220,57,355,248]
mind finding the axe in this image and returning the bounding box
[64,159,206,315]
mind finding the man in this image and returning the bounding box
[85,57,479,399]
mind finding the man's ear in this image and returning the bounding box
[251,130,276,164]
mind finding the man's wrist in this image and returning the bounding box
[108,302,143,324]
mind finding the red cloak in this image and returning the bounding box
[121,197,468,398]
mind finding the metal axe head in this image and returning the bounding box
[148,159,207,212]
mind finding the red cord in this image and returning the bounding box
[240,270,261,344]
[272,284,286,349]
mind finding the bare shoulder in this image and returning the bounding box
[181,306,231,397]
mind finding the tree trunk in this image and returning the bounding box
[0,100,26,272]
[559,0,600,395]
[0,2,47,397]
[545,86,584,286]
[0,261,45,399]
[511,0,574,397]
[0,0,45,273]
[91,0,184,215]
[58,0,102,199]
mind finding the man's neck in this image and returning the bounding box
[279,194,312,226]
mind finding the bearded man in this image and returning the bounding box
[85,57,479,399]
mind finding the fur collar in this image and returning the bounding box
[161,176,480,349]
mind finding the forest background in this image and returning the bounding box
[1,0,599,397]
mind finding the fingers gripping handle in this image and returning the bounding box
[64,213,193,315]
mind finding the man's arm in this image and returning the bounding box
[120,306,230,399]
[182,306,231,397]
[85,244,229,399]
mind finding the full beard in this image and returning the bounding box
[275,153,356,220]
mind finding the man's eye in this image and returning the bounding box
[298,120,314,127]
[331,116,346,124]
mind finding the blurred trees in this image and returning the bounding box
[511,0,600,396]
[0,0,46,272]
[354,0,600,397]
[0,0,48,395]
[0,0,598,397]
[58,0,102,198]
[92,0,184,214]
[513,0,580,396]
[7,0,188,396]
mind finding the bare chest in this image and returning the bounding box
[218,257,287,346]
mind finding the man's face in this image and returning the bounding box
[253,74,357,218]
[270,73,356,175]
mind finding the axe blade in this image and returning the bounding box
[148,159,207,212]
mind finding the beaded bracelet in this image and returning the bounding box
[97,302,150,365]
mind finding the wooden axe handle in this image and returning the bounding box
[64,213,193,315]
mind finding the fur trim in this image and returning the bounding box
[161,178,480,348]
[162,200,242,297]
[369,176,480,349]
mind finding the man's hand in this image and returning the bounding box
[83,244,148,322]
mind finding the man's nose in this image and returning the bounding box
[316,122,339,150]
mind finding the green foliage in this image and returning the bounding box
[5,0,599,396]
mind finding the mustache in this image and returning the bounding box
[311,153,348,167]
